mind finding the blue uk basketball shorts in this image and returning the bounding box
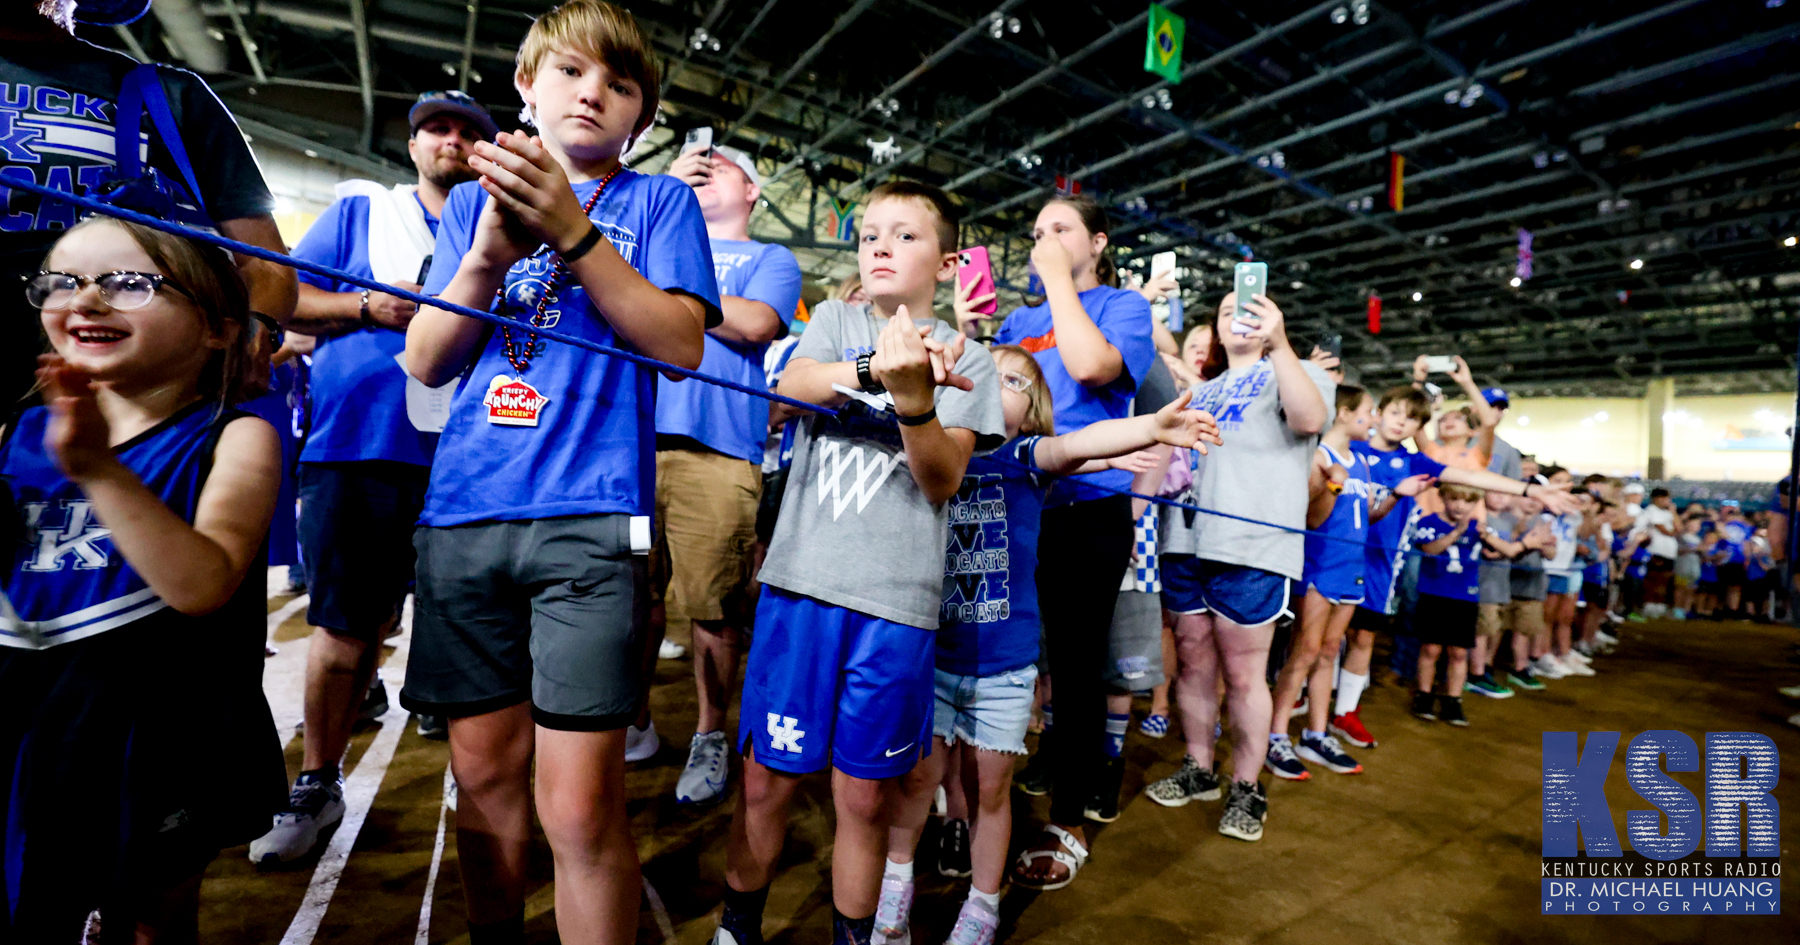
[738,586,936,779]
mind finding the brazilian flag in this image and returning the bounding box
[1144,3,1184,84]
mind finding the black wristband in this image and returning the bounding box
[895,406,937,427]
[359,290,373,328]
[1521,481,1532,498]
[561,224,604,263]
[856,352,884,393]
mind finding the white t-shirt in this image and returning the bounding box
[1640,504,1679,559]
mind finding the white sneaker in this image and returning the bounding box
[676,730,730,805]
[1778,684,1800,699]
[658,638,687,659]
[1532,655,1568,679]
[1787,712,1800,730]
[1557,654,1596,677]
[1567,649,1593,665]
[625,722,661,762]
[249,772,346,864]
[1597,629,1621,645]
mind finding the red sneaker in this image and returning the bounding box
[1329,708,1377,748]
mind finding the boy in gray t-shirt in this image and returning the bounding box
[1501,494,1556,690]
[718,183,1004,945]
[1471,492,1541,697]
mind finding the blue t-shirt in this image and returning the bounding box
[1412,513,1482,602]
[1304,442,1374,601]
[292,193,440,466]
[937,437,1045,677]
[418,171,721,526]
[1352,441,1447,613]
[1581,533,1609,585]
[654,238,802,463]
[994,285,1155,505]
[1717,520,1751,565]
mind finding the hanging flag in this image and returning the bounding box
[1144,4,1185,84]
[826,197,856,242]
[1054,175,1081,196]
[1386,152,1405,211]
[1516,228,1534,281]
[1367,294,1382,335]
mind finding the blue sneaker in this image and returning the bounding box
[1264,735,1311,780]
[1297,732,1363,774]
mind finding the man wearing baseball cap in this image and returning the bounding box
[250,92,496,864]
[1482,387,1524,480]
[648,134,802,804]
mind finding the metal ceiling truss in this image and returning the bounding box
[94,0,1800,392]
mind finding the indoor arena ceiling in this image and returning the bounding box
[93,0,1800,394]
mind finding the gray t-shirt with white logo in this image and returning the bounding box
[1161,357,1335,581]
[757,301,1006,629]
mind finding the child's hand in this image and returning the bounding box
[1325,463,1349,490]
[1151,389,1223,454]
[37,355,119,484]
[470,131,594,259]
[1394,473,1436,497]
[467,178,539,275]
[1534,482,1579,515]
[953,274,997,339]
[1107,449,1163,473]
[914,314,976,392]
[870,306,940,414]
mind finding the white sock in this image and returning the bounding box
[967,886,1000,909]
[885,858,913,880]
[1334,671,1368,716]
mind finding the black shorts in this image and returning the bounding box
[1716,563,1748,588]
[1411,593,1477,649]
[298,461,430,640]
[1581,582,1608,605]
[1350,605,1393,634]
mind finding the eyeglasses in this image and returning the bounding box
[249,311,285,351]
[999,372,1034,393]
[25,270,194,311]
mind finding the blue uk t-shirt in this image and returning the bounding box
[1717,520,1751,565]
[937,437,1046,677]
[292,192,439,467]
[418,170,721,526]
[1352,441,1447,613]
[654,238,802,463]
[1412,513,1482,602]
[994,285,1155,505]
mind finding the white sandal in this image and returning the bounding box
[1012,823,1088,891]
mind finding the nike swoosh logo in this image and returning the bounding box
[569,579,602,595]
[884,744,914,757]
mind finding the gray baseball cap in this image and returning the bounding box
[712,145,762,187]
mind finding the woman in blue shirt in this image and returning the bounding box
[995,195,1155,890]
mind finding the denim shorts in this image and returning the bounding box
[933,664,1038,755]
[1547,573,1580,596]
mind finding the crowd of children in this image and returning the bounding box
[0,2,1791,944]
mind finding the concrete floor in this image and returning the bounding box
[209,596,1799,943]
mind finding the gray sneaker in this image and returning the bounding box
[1218,778,1268,842]
[1144,755,1222,807]
[248,771,345,864]
[677,730,730,805]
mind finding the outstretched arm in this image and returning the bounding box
[1029,389,1221,476]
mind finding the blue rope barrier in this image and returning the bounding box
[15,178,1598,573]
[1,176,841,419]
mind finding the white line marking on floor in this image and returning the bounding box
[643,876,675,944]
[278,616,412,945]
[416,764,455,945]
[263,594,313,745]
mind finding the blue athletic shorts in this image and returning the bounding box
[1303,561,1366,605]
[1161,556,1294,626]
[739,587,936,779]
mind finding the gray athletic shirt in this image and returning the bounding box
[1480,510,1521,604]
[757,301,1006,629]
[1161,357,1336,581]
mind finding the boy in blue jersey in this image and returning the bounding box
[1712,501,1754,617]
[400,3,718,942]
[712,181,1004,945]
[644,139,803,802]
[249,92,496,865]
[1408,483,1511,727]
[1333,387,1574,747]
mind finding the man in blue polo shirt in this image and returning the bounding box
[646,139,801,804]
[249,92,497,864]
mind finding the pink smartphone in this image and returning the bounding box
[958,246,998,316]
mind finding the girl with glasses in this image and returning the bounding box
[0,216,284,940]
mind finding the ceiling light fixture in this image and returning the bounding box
[1630,258,1645,270]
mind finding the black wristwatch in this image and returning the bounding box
[856,352,884,393]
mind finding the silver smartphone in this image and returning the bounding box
[682,127,713,156]
[1232,262,1267,335]
[1424,355,1458,373]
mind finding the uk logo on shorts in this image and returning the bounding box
[767,713,805,753]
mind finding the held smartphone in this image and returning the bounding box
[682,127,713,157]
[957,246,998,316]
[1232,261,1267,335]
[1424,354,1458,373]
[1151,250,1183,331]
[1319,330,1342,359]
[415,254,433,287]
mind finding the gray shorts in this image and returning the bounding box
[400,514,648,731]
[1104,589,1166,690]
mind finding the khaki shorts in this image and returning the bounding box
[1476,602,1506,639]
[651,447,761,627]
[1504,599,1548,641]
